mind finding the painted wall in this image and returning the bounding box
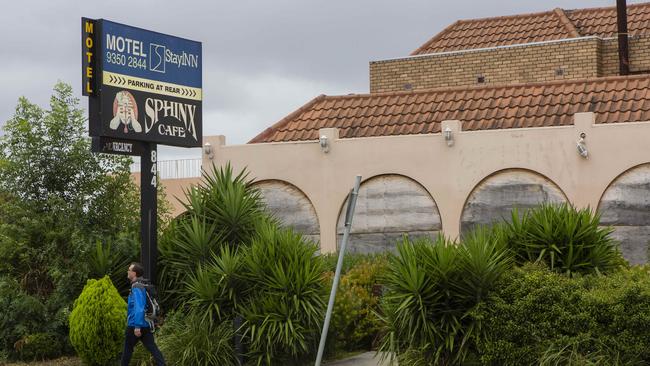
[253,180,321,244]
[199,113,650,263]
[598,164,650,265]
[335,174,442,253]
[460,169,567,234]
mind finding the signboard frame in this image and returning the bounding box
[85,18,203,148]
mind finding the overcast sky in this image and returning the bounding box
[1,0,646,160]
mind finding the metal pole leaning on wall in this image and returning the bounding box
[315,175,362,366]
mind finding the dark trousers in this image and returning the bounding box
[121,326,166,366]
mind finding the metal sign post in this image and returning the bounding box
[140,143,158,281]
[315,175,362,366]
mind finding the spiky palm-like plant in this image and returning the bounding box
[504,203,625,276]
[157,311,239,366]
[158,163,269,308]
[183,247,246,327]
[379,232,511,365]
[239,223,327,365]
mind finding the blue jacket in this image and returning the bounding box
[127,279,149,328]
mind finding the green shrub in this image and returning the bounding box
[69,276,126,365]
[474,264,590,366]
[156,311,237,366]
[580,266,650,363]
[474,264,650,365]
[0,277,45,359]
[501,203,625,275]
[379,232,511,365]
[240,223,327,365]
[330,256,387,353]
[322,251,389,274]
[15,332,62,361]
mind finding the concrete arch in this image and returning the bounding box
[460,168,568,234]
[597,163,650,265]
[336,173,442,253]
[252,179,320,244]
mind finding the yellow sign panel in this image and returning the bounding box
[102,71,202,101]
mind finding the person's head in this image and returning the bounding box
[128,262,144,282]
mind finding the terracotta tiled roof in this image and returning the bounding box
[249,75,650,143]
[566,3,650,37]
[412,2,650,55]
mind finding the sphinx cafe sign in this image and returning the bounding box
[82,18,202,149]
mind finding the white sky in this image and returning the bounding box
[1,0,646,161]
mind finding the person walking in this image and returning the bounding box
[121,262,166,366]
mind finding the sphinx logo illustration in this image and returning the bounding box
[149,43,166,73]
[109,91,142,134]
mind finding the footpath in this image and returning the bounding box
[325,352,391,366]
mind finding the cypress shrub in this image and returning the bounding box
[69,276,126,365]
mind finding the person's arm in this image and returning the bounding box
[132,287,148,333]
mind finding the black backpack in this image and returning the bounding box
[133,279,162,330]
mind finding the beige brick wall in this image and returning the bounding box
[600,36,650,76]
[370,36,650,93]
[370,38,600,93]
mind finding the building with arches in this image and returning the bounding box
[166,3,650,264]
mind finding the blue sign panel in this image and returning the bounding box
[83,18,203,147]
[100,20,202,88]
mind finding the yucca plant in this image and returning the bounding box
[186,163,269,247]
[157,311,238,366]
[379,233,511,365]
[87,234,138,295]
[158,215,225,307]
[158,163,270,308]
[503,203,625,276]
[239,223,327,365]
[183,247,246,327]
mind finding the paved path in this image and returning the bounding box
[324,352,391,366]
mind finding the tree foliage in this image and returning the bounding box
[0,82,141,359]
[0,82,138,233]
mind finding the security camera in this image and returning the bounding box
[319,135,329,153]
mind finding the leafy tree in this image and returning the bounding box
[0,82,145,358]
[0,82,138,235]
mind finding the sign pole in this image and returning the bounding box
[140,143,158,281]
[315,175,362,366]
